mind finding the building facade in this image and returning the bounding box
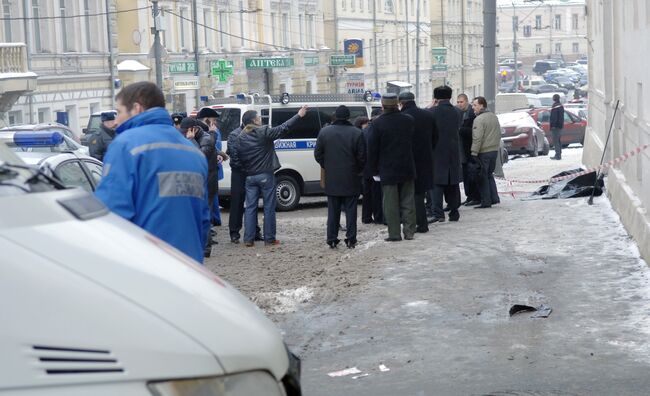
[116,0,331,113]
[323,0,434,104]
[430,0,484,99]
[583,0,650,261]
[496,0,587,65]
[1,0,115,132]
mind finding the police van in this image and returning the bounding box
[196,93,381,211]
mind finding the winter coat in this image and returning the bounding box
[195,128,218,194]
[367,109,416,185]
[231,115,300,176]
[95,107,210,264]
[226,126,243,171]
[400,101,436,193]
[362,123,377,178]
[550,102,565,129]
[88,124,115,162]
[458,106,476,164]
[428,100,463,185]
[314,120,366,196]
[471,110,502,156]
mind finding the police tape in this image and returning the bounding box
[495,143,650,186]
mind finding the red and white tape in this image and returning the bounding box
[496,143,649,185]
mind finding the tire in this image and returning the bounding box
[275,174,301,212]
[529,136,539,157]
[541,139,550,155]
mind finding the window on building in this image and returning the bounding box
[2,0,11,42]
[32,0,42,52]
[8,111,23,126]
[307,14,315,48]
[299,14,304,48]
[411,0,415,16]
[535,44,542,54]
[572,13,579,30]
[535,15,542,29]
[37,108,51,123]
[467,0,472,17]
[351,0,355,11]
[523,25,531,37]
[282,14,289,47]
[270,12,277,45]
[554,14,561,30]
[572,42,579,53]
[385,0,394,13]
[180,8,187,49]
[203,11,211,49]
[496,16,500,32]
[219,11,228,50]
[555,43,562,53]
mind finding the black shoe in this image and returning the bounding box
[550,156,561,160]
[474,204,492,209]
[449,213,460,222]
[416,227,429,233]
[362,220,374,224]
[464,200,481,206]
[384,237,402,242]
[344,239,356,249]
[204,248,212,258]
[430,217,446,223]
[443,206,450,212]
[327,239,340,249]
[230,238,240,244]
[254,233,264,241]
[404,235,414,240]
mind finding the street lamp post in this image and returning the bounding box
[152,0,163,88]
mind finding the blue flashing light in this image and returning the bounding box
[372,92,382,99]
[13,131,64,147]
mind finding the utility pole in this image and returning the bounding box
[372,0,379,92]
[415,0,421,101]
[333,0,339,93]
[106,0,115,108]
[192,0,200,108]
[460,0,466,93]
[512,4,519,92]
[405,0,411,84]
[152,0,163,88]
[21,0,34,122]
[483,0,497,111]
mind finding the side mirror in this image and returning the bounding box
[82,128,88,134]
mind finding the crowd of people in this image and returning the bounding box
[93,81,505,265]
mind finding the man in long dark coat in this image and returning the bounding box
[428,85,463,222]
[314,105,366,248]
[368,94,417,242]
[457,93,481,206]
[399,91,436,233]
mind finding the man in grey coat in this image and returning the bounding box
[471,96,501,208]
[315,105,366,248]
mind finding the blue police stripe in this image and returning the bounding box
[274,139,317,151]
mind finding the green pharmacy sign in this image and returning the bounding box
[330,54,356,66]
[210,59,234,82]
[245,57,295,69]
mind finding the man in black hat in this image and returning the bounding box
[89,111,117,161]
[428,85,463,222]
[171,113,184,131]
[368,93,417,242]
[314,105,366,248]
[398,91,436,233]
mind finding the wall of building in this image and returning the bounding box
[583,0,650,261]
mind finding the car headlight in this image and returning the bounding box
[148,371,285,396]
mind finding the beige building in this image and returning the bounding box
[430,0,484,99]
[497,0,587,65]
[116,0,331,113]
[323,0,434,104]
[583,0,650,261]
[0,0,115,132]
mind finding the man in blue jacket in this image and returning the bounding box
[95,82,210,264]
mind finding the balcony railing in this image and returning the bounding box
[0,43,28,74]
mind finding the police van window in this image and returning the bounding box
[317,107,368,128]
[272,108,321,139]
[217,108,241,141]
[54,161,93,192]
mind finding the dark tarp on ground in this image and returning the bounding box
[525,168,604,200]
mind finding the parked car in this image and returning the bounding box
[547,76,576,90]
[533,60,559,75]
[499,59,523,69]
[1,122,84,146]
[0,126,89,156]
[498,112,550,156]
[577,58,588,65]
[521,78,545,93]
[495,93,541,114]
[532,84,568,95]
[526,107,587,147]
[536,92,567,106]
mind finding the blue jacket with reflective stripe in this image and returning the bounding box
[95,107,210,264]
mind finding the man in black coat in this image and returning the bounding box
[428,85,463,222]
[88,111,117,161]
[456,93,480,206]
[361,109,384,225]
[368,93,417,242]
[549,94,565,160]
[399,92,436,233]
[315,106,366,248]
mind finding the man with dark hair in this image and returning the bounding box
[471,96,501,208]
[399,91,436,233]
[89,111,117,161]
[315,105,366,248]
[549,93,565,160]
[231,106,309,246]
[456,93,480,206]
[428,85,463,222]
[95,81,210,264]
[226,110,262,244]
[196,107,228,228]
[368,93,417,242]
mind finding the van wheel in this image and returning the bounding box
[275,175,301,212]
[529,136,539,157]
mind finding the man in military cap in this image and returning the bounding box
[171,113,184,131]
[88,111,117,162]
[367,93,417,242]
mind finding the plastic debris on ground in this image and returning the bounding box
[327,367,362,377]
[524,168,604,200]
[509,303,553,318]
[379,364,390,372]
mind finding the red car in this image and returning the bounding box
[524,108,587,147]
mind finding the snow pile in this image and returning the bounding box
[252,286,314,314]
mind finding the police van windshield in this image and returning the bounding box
[218,108,241,141]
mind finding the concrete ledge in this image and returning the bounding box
[607,168,650,262]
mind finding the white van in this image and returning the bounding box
[537,92,567,107]
[495,93,541,114]
[197,93,380,211]
[0,142,301,395]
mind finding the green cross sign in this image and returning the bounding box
[431,47,448,65]
[210,59,234,82]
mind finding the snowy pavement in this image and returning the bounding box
[207,146,650,395]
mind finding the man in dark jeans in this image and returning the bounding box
[471,96,502,208]
[226,120,261,244]
[231,106,308,246]
[550,94,565,160]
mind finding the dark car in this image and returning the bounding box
[548,76,575,90]
[533,60,559,75]
[526,108,587,147]
[533,84,569,95]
